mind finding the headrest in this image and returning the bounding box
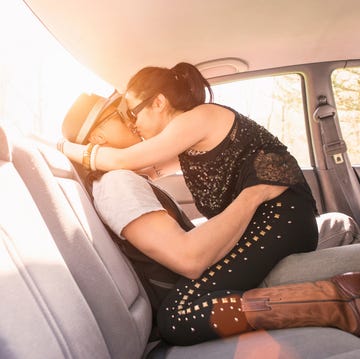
[0,125,13,162]
[62,91,128,144]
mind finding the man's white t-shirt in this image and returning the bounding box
[92,170,165,238]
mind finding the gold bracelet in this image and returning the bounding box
[90,144,100,171]
[82,143,95,170]
[57,138,66,153]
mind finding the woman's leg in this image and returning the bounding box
[242,272,360,334]
[158,272,360,346]
[157,190,319,345]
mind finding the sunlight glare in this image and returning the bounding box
[0,0,113,141]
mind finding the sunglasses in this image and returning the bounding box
[125,95,156,122]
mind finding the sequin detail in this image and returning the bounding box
[179,110,307,218]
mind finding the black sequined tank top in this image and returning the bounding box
[178,106,317,219]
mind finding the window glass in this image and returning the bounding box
[0,0,112,141]
[331,67,360,164]
[211,74,310,167]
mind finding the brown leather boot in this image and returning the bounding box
[241,272,360,336]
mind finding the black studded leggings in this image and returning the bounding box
[157,189,318,346]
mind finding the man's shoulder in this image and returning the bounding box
[99,169,149,186]
[93,169,151,198]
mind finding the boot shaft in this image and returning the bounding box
[242,272,360,336]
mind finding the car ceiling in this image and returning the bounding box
[24,0,360,90]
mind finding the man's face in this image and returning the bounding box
[88,109,142,148]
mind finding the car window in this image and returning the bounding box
[0,0,112,141]
[211,74,310,167]
[331,67,360,165]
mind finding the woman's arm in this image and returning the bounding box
[61,105,218,171]
[135,158,181,180]
[122,184,287,279]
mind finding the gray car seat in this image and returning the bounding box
[1,125,360,359]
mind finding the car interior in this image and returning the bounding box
[1,0,360,358]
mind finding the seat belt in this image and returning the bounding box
[313,95,360,224]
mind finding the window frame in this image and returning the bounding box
[206,60,360,218]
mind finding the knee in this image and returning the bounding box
[317,212,360,249]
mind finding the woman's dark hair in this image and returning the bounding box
[126,62,213,111]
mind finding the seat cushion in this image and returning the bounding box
[149,327,360,359]
[260,244,360,287]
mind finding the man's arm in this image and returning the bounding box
[122,183,287,279]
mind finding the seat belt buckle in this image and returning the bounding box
[333,154,344,164]
[313,104,336,122]
[323,140,347,164]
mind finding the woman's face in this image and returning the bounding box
[88,109,142,148]
[125,91,168,139]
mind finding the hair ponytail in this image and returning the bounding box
[126,62,213,112]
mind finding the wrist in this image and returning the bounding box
[57,138,67,153]
[82,143,95,170]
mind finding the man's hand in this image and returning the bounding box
[242,184,288,204]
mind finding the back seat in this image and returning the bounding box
[1,127,151,359]
[1,125,360,359]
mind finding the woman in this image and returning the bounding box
[58,92,360,346]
